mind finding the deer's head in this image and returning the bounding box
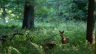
[59,31,69,44]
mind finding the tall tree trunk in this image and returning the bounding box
[22,0,34,29]
[86,0,95,44]
[2,6,6,23]
[1,2,7,23]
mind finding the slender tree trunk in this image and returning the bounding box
[2,6,6,23]
[1,2,7,23]
[22,0,34,29]
[86,0,95,44]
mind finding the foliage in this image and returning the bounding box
[72,0,88,21]
[0,0,95,54]
[0,0,89,22]
[0,21,95,54]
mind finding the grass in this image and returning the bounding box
[0,20,95,54]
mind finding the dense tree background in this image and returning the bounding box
[0,0,90,22]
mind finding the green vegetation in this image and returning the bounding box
[0,0,95,54]
[0,21,95,54]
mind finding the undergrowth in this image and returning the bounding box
[0,21,95,54]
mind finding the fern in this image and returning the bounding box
[8,46,21,54]
[30,42,45,54]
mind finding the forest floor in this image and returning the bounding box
[0,20,95,54]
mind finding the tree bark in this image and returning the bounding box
[86,0,95,44]
[2,6,6,23]
[1,2,7,23]
[22,0,34,29]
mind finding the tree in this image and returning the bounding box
[86,0,95,44]
[0,1,7,23]
[22,0,34,29]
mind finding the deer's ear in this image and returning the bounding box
[59,31,64,33]
[59,31,61,33]
[62,31,64,33]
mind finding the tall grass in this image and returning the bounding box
[0,20,95,54]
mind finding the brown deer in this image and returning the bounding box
[0,35,8,45]
[0,31,23,46]
[42,41,56,49]
[42,41,56,54]
[59,31,69,44]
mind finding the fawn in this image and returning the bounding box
[0,31,23,46]
[42,41,56,54]
[0,35,8,45]
[43,41,56,49]
[59,31,69,44]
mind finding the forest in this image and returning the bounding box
[0,0,96,54]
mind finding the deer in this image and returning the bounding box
[59,31,69,44]
[41,41,56,54]
[43,41,56,49]
[0,31,23,46]
[0,35,8,45]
